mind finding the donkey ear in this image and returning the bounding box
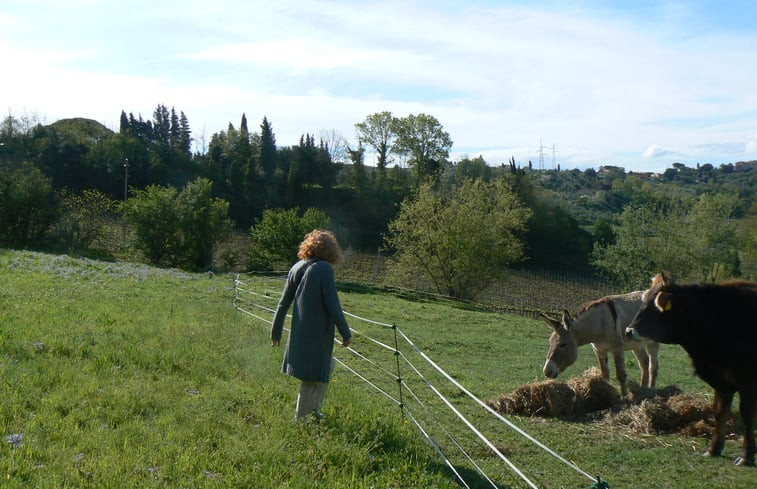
[561,309,574,331]
[654,292,673,313]
[660,272,672,288]
[539,313,561,330]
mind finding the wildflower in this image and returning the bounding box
[6,433,24,447]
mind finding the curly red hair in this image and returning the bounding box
[297,229,342,264]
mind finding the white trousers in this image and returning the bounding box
[295,381,329,420]
[294,358,334,420]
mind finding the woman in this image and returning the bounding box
[271,229,352,421]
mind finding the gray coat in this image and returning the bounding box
[271,259,352,383]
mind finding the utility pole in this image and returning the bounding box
[123,157,129,202]
[538,138,545,170]
[122,158,129,241]
[552,144,557,170]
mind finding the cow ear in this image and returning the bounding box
[561,309,573,331]
[539,313,561,330]
[654,292,673,313]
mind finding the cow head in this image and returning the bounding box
[541,309,579,379]
[626,272,676,344]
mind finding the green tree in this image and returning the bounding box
[259,116,277,180]
[392,113,452,184]
[592,198,690,288]
[685,192,739,282]
[739,202,757,280]
[122,179,231,269]
[286,138,307,204]
[355,111,396,182]
[177,110,192,155]
[258,116,278,206]
[248,207,330,269]
[316,139,336,190]
[524,200,592,272]
[54,189,118,254]
[204,131,228,197]
[593,192,743,287]
[593,219,615,247]
[173,178,232,270]
[455,156,491,182]
[0,162,57,247]
[150,104,171,184]
[121,184,180,264]
[384,179,530,300]
[348,143,368,193]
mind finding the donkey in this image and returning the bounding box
[540,291,659,397]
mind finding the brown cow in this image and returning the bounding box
[625,272,757,466]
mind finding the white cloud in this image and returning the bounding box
[2,1,757,170]
[643,144,673,159]
[182,40,403,73]
[746,135,757,155]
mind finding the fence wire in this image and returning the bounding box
[233,272,601,489]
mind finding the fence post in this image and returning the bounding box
[392,323,405,418]
[372,249,382,285]
[233,273,240,309]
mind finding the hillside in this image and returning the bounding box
[47,117,115,142]
[2,249,755,488]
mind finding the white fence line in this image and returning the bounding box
[233,273,601,488]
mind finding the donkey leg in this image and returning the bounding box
[735,389,756,466]
[631,347,650,388]
[706,389,734,458]
[611,349,628,397]
[592,345,610,381]
[646,343,660,389]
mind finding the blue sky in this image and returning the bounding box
[2,0,756,172]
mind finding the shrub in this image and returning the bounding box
[384,179,530,300]
[121,178,232,270]
[248,208,330,270]
[54,189,119,254]
[0,162,57,247]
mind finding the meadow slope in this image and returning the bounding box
[1,250,753,488]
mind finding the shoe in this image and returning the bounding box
[313,411,326,420]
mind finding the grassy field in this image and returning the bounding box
[1,250,753,488]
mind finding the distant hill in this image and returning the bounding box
[47,117,115,142]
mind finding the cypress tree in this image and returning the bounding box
[178,111,192,155]
[259,116,276,181]
[119,111,130,135]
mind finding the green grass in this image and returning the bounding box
[1,250,754,488]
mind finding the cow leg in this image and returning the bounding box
[611,349,628,397]
[706,389,734,458]
[646,343,659,389]
[735,389,756,466]
[631,347,650,388]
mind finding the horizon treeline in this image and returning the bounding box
[0,105,755,277]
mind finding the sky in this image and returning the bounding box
[2,0,756,172]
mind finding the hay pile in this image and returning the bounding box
[603,392,737,437]
[487,379,577,417]
[487,367,618,418]
[487,368,734,438]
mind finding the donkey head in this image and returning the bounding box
[540,309,579,379]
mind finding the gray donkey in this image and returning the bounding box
[541,291,659,397]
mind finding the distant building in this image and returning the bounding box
[627,171,655,181]
[734,160,756,172]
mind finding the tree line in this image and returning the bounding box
[1,106,754,296]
